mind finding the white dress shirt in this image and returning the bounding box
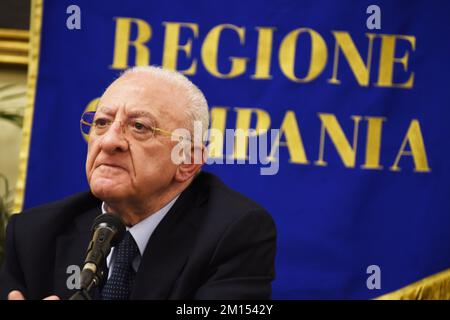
[101,196,179,278]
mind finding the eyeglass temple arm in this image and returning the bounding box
[153,127,193,142]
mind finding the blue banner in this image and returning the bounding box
[20,0,450,298]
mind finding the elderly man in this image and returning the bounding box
[0,66,276,300]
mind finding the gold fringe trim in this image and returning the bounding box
[377,268,450,300]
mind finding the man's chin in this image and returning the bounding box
[90,181,129,201]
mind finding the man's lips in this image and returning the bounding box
[95,163,127,171]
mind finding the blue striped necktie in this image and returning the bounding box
[101,231,140,300]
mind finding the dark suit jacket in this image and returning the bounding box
[0,172,276,300]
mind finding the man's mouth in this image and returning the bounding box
[96,163,126,171]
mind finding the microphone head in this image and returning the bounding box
[92,213,126,247]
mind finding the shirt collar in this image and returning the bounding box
[101,195,179,256]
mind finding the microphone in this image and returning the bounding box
[79,213,126,292]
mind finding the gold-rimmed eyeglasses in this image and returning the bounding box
[80,111,189,142]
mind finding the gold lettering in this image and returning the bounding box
[390,120,430,172]
[111,17,152,69]
[361,116,386,169]
[208,107,228,158]
[201,24,247,78]
[279,28,328,82]
[232,107,271,160]
[251,27,276,79]
[376,34,415,88]
[162,22,198,75]
[315,114,362,168]
[328,32,375,86]
[269,111,309,164]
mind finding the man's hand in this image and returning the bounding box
[8,290,60,300]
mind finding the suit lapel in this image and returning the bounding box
[131,178,207,299]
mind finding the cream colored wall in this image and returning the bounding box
[0,66,27,211]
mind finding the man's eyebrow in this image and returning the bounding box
[127,110,158,124]
[95,107,159,125]
[127,110,154,118]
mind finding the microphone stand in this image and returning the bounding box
[68,213,125,300]
[69,289,92,300]
[69,266,105,300]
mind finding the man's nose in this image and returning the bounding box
[99,121,129,153]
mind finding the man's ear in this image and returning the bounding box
[174,146,205,182]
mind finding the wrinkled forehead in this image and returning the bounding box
[98,74,189,128]
[95,105,157,122]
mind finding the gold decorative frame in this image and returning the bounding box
[0,28,29,65]
[13,0,43,212]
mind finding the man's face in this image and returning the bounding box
[85,73,189,204]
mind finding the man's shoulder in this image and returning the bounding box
[193,171,271,219]
[12,191,100,232]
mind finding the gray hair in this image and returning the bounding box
[122,66,209,142]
